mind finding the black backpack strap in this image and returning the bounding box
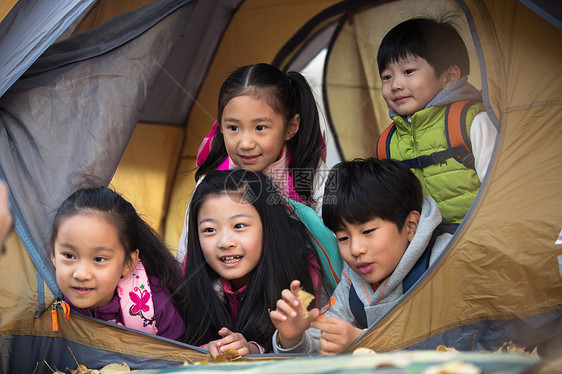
[348,284,367,329]
[400,145,470,169]
[434,217,460,236]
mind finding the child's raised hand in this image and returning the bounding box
[311,316,364,355]
[206,327,259,358]
[270,280,319,349]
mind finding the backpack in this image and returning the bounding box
[375,100,481,170]
[283,198,343,295]
[349,219,458,329]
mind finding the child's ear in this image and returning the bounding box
[442,65,461,88]
[50,251,56,268]
[122,249,140,278]
[285,114,300,141]
[404,211,421,242]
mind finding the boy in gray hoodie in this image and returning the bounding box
[270,158,454,354]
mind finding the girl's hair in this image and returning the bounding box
[377,17,470,77]
[50,186,187,315]
[182,169,318,350]
[322,158,423,232]
[195,63,323,203]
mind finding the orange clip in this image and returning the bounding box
[317,297,336,319]
[61,301,71,319]
[51,308,59,331]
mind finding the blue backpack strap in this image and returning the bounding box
[403,219,459,293]
[376,123,396,160]
[348,284,368,329]
[402,235,435,293]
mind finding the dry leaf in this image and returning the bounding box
[495,341,529,354]
[423,360,481,374]
[68,364,95,374]
[196,349,242,365]
[213,349,241,363]
[352,347,377,355]
[436,345,459,352]
[297,289,315,317]
[99,363,130,373]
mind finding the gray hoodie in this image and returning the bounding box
[273,197,452,354]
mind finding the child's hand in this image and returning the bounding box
[270,280,319,349]
[311,317,364,355]
[206,327,258,359]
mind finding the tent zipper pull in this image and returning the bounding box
[61,300,71,319]
[51,299,71,331]
[51,301,59,331]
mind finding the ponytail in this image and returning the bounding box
[285,71,323,202]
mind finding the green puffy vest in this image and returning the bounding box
[389,103,485,223]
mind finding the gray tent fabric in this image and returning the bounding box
[0,0,244,311]
[20,0,192,77]
[0,0,96,98]
[0,0,199,307]
[140,0,244,126]
[13,0,246,127]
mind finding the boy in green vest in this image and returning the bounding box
[376,17,497,223]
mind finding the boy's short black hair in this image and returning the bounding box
[377,17,470,77]
[322,158,423,232]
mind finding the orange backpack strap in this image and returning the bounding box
[376,122,397,160]
[445,99,480,169]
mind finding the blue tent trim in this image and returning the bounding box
[519,0,562,31]
[0,167,61,302]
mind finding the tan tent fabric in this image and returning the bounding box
[110,123,184,251]
[0,230,54,331]
[0,0,18,22]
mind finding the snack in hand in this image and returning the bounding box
[297,288,315,317]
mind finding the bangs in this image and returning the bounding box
[322,184,379,232]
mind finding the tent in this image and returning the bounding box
[0,0,561,372]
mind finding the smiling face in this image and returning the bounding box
[380,55,449,116]
[335,212,418,284]
[51,213,137,311]
[198,193,263,290]
[220,95,299,172]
